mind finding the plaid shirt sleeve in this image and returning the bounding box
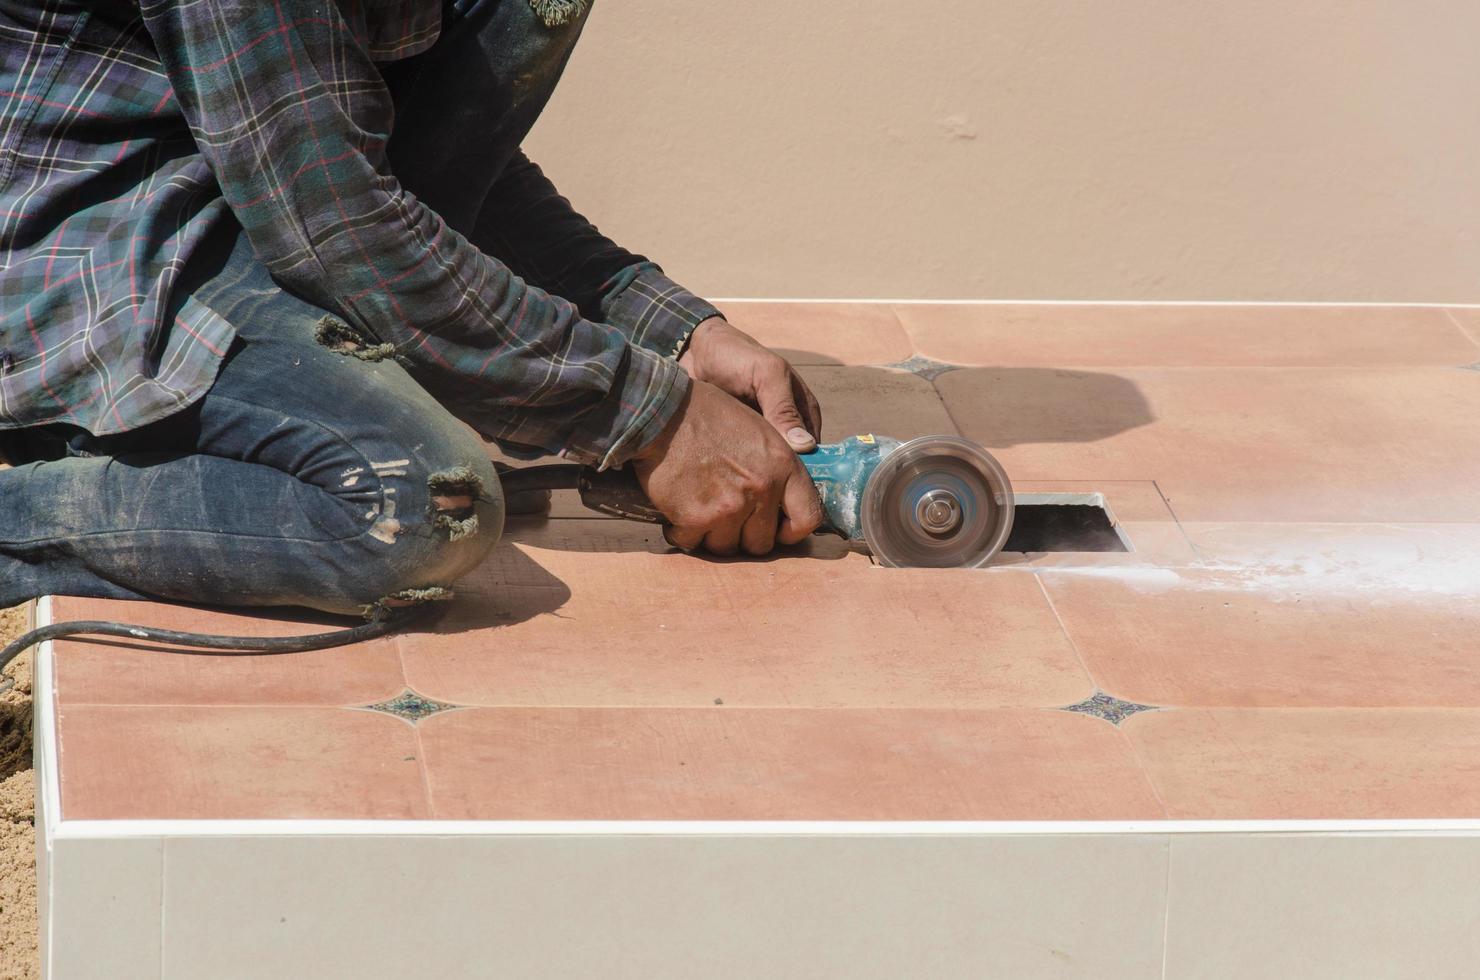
[474,150,722,360]
[137,0,688,470]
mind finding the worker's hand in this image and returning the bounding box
[631,379,824,556]
[677,317,823,453]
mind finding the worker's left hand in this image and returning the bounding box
[677,317,823,453]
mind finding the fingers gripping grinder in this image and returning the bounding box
[502,434,1016,568]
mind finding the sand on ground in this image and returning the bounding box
[0,603,37,980]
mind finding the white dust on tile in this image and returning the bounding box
[1037,531,1480,601]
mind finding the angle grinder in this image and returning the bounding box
[500,434,1015,568]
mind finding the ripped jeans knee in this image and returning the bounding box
[341,454,504,618]
[427,465,487,542]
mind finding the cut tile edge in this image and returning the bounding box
[36,594,62,835]
[35,593,61,979]
[48,817,1480,839]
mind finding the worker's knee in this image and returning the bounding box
[319,451,504,617]
[384,453,504,601]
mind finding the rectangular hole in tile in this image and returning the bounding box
[1004,493,1129,553]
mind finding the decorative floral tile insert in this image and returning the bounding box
[359,689,460,724]
[1061,691,1159,726]
[884,354,960,382]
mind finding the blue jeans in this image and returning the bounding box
[0,0,595,616]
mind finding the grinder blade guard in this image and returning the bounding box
[860,435,1014,568]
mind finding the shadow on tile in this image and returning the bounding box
[782,351,1156,448]
[417,541,575,635]
[60,541,578,651]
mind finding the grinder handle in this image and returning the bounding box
[575,467,667,523]
[496,463,667,523]
[498,461,830,531]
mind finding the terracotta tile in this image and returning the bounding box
[938,367,1480,522]
[1040,564,1480,709]
[407,525,1091,708]
[795,365,958,442]
[896,303,1479,367]
[422,706,1166,820]
[717,302,913,365]
[1126,707,1480,819]
[47,596,405,707]
[57,705,430,820]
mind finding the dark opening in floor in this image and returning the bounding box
[1003,499,1128,553]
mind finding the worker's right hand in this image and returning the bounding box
[630,379,824,556]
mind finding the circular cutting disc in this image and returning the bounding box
[860,436,1014,568]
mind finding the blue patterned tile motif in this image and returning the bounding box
[885,354,960,382]
[360,689,459,723]
[1061,691,1159,726]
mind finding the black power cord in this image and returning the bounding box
[0,603,430,695]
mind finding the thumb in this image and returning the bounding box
[756,366,817,452]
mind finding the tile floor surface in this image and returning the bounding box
[44,303,1480,823]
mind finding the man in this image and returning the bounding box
[0,0,824,617]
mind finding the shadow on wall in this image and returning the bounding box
[777,352,1156,447]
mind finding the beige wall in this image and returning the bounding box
[524,0,1480,302]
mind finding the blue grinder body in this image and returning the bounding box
[800,434,903,540]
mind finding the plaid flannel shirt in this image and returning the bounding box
[0,0,720,468]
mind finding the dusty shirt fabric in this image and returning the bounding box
[0,0,716,468]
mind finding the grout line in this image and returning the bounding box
[386,622,438,815]
[1112,724,1173,820]
[882,303,920,359]
[158,840,167,980]
[1032,573,1174,818]
[712,297,1480,309]
[410,723,437,820]
[927,374,967,438]
[1150,480,1201,562]
[1031,573,1103,694]
[57,701,1480,713]
[60,701,446,711]
[1442,307,1480,351]
[1159,838,1174,980]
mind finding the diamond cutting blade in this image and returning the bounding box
[859,436,1014,568]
